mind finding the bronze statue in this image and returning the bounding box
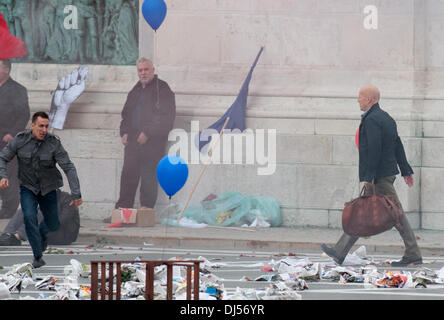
[0,0,139,65]
[37,0,58,60]
[12,0,35,60]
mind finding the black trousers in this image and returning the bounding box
[115,141,163,209]
[0,157,20,219]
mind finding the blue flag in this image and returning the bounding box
[198,47,264,151]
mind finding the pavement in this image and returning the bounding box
[71,219,444,256]
[1,218,443,256]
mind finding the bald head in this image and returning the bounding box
[358,85,380,111]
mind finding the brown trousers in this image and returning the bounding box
[334,176,421,259]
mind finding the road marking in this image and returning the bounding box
[300,288,444,298]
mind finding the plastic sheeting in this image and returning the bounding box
[163,191,281,228]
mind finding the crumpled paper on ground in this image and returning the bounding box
[0,283,11,299]
[321,264,444,289]
[373,270,413,288]
[0,263,34,295]
[322,265,364,283]
[321,246,373,266]
[256,257,321,283]
[163,217,208,229]
[224,286,302,300]
[0,259,92,300]
[66,259,90,278]
[2,247,444,300]
[342,246,373,265]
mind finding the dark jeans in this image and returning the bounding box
[20,187,59,259]
[0,157,20,219]
[116,141,163,209]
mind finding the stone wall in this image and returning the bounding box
[8,0,444,230]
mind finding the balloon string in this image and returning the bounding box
[161,198,172,260]
[154,28,158,68]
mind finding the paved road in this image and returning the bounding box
[1,242,444,300]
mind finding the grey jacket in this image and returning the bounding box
[0,130,81,198]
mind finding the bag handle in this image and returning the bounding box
[359,183,376,197]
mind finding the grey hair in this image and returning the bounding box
[137,57,153,66]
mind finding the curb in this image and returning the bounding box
[76,231,444,256]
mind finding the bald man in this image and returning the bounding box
[321,85,422,267]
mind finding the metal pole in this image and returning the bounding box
[91,262,98,300]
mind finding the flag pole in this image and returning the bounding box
[176,116,230,223]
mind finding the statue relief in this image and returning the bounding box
[0,0,13,33]
[0,0,139,65]
[11,0,35,59]
[37,0,58,60]
[102,0,139,65]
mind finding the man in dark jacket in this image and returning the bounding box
[0,111,82,268]
[321,85,422,267]
[0,189,80,246]
[0,59,30,218]
[115,57,176,209]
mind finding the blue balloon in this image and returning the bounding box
[142,0,167,31]
[157,155,188,198]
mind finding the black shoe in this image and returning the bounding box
[0,233,21,246]
[102,216,112,223]
[32,257,46,269]
[321,243,344,265]
[41,234,48,253]
[391,256,423,267]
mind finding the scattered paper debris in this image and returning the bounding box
[0,246,443,300]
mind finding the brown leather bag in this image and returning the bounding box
[342,183,403,237]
